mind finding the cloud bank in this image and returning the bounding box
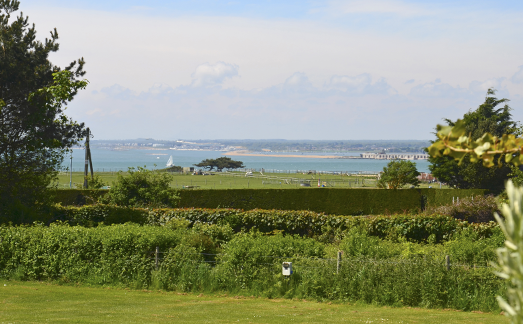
[18,1,523,140]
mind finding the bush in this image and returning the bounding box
[424,195,500,223]
[100,166,179,208]
[0,223,182,286]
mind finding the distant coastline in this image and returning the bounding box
[223,150,359,159]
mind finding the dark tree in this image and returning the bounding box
[194,157,244,172]
[427,89,515,193]
[215,157,244,171]
[0,0,87,222]
[194,159,216,171]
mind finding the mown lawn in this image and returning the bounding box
[55,171,446,190]
[0,280,507,323]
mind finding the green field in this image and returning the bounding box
[55,171,449,190]
[0,280,507,323]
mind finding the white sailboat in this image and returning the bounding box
[166,155,174,167]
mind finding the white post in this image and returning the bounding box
[337,251,342,274]
[155,246,159,270]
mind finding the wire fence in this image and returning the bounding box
[144,247,495,273]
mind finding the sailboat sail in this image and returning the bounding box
[166,155,174,167]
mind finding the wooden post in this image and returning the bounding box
[83,128,90,188]
[445,255,450,271]
[337,251,342,274]
[155,246,159,271]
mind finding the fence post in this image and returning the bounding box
[155,246,159,271]
[337,251,342,274]
[445,255,450,271]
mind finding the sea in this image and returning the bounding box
[63,148,431,173]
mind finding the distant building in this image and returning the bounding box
[418,173,435,181]
[360,153,429,160]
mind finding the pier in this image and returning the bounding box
[360,153,429,160]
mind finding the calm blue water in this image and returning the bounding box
[64,148,431,173]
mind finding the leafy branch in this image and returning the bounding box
[428,119,523,167]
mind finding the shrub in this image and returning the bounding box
[99,166,179,208]
[424,195,500,223]
[377,159,420,189]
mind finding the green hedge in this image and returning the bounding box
[0,224,504,312]
[52,188,487,215]
[51,189,109,206]
[177,188,488,214]
[31,205,499,243]
[53,189,490,214]
[0,223,181,284]
[147,208,499,243]
[177,189,421,215]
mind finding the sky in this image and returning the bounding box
[17,0,523,140]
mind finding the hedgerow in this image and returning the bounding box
[51,188,488,215]
[0,224,504,312]
[23,205,501,243]
[147,208,500,243]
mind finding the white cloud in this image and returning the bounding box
[326,74,396,95]
[469,78,506,93]
[282,72,314,94]
[409,80,467,98]
[19,3,523,139]
[191,62,239,87]
[284,72,311,88]
[512,66,523,84]
[328,74,371,92]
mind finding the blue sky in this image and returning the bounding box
[19,0,523,140]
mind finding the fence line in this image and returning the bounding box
[61,168,381,175]
[145,248,493,271]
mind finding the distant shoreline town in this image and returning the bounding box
[83,139,430,158]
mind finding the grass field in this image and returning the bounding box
[55,171,449,190]
[0,280,507,323]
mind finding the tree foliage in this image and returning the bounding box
[427,89,516,193]
[494,181,523,323]
[377,160,420,189]
[100,167,179,208]
[425,91,523,321]
[0,0,88,221]
[194,157,244,171]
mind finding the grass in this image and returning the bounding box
[0,280,507,324]
[54,171,449,190]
